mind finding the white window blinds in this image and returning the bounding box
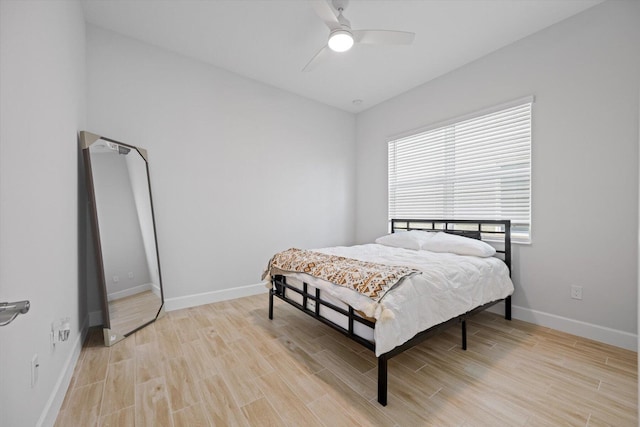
[388,99,532,242]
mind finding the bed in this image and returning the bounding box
[266,219,514,406]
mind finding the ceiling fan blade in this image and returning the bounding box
[310,0,341,31]
[352,30,415,45]
[302,45,330,72]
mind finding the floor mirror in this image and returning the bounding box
[80,131,165,346]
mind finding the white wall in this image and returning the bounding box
[86,26,356,310]
[0,1,86,426]
[356,0,640,349]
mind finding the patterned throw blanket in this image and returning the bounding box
[263,248,419,303]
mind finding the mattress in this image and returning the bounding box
[278,243,514,356]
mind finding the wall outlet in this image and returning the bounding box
[52,317,71,345]
[113,275,119,283]
[31,354,39,387]
[570,285,583,300]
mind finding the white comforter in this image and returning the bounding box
[282,243,514,356]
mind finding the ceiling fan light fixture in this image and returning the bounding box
[328,29,354,52]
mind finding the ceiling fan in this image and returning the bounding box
[303,0,415,72]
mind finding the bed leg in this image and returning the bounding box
[377,356,388,406]
[505,295,512,321]
[268,289,274,320]
[461,319,467,350]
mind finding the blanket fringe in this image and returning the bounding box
[362,302,395,323]
[363,302,377,318]
[380,307,395,321]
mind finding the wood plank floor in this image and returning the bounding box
[108,290,162,336]
[55,293,638,426]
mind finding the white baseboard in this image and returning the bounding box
[487,302,637,351]
[37,314,89,427]
[164,282,268,311]
[151,282,161,298]
[107,283,152,301]
[91,282,267,323]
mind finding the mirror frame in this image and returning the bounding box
[80,131,165,346]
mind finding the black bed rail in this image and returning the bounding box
[269,218,513,406]
[270,274,511,406]
[269,275,376,351]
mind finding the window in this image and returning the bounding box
[388,97,532,243]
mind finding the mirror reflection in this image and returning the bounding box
[81,132,164,346]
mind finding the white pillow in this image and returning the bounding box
[375,230,435,251]
[420,231,496,257]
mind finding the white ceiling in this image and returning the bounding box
[82,0,602,113]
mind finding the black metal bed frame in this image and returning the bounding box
[268,219,512,406]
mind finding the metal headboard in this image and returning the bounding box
[390,219,511,273]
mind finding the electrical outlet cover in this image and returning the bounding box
[31,354,39,387]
